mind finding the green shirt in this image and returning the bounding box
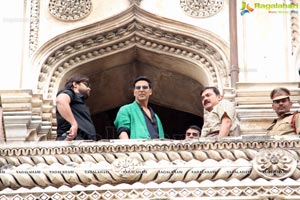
[114,101,164,139]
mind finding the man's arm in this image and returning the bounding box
[294,112,300,134]
[219,112,232,137]
[114,106,131,139]
[56,93,78,141]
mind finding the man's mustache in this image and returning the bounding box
[204,100,210,105]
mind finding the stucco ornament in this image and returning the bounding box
[129,0,142,5]
[180,0,224,18]
[112,157,142,179]
[253,148,297,180]
[49,0,92,21]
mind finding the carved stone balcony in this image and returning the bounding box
[0,137,300,199]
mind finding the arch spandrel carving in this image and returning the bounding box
[180,0,224,18]
[31,5,230,101]
[48,0,92,22]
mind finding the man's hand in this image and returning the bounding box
[119,131,129,139]
[65,124,78,141]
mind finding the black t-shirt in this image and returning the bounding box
[141,106,159,139]
[56,89,96,140]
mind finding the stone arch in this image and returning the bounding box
[31,5,230,101]
[30,5,230,139]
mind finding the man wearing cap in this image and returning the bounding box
[114,76,165,139]
[267,87,300,135]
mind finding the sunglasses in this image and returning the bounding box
[186,132,200,137]
[80,81,91,87]
[135,85,149,90]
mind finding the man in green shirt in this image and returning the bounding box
[114,76,164,139]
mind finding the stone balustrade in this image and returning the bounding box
[0,137,299,199]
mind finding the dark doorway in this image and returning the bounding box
[92,104,203,140]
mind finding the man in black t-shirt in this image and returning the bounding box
[56,75,96,141]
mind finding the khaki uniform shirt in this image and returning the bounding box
[201,100,240,137]
[267,111,300,135]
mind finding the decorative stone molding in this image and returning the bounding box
[0,90,52,141]
[129,0,142,5]
[48,0,92,22]
[1,138,300,199]
[112,157,142,178]
[32,6,230,100]
[253,148,297,180]
[28,0,40,56]
[180,0,224,18]
[291,0,299,54]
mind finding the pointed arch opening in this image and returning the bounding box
[30,5,230,139]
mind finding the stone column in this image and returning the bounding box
[229,0,239,88]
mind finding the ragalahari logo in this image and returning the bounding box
[240,1,254,16]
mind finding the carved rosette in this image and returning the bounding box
[253,149,297,180]
[48,0,92,22]
[112,157,142,179]
[180,0,224,18]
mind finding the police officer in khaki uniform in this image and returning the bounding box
[200,87,240,137]
[267,87,300,135]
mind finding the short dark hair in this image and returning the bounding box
[270,87,290,99]
[200,86,220,96]
[187,125,201,132]
[65,75,89,89]
[133,76,152,88]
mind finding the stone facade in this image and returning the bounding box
[0,0,300,199]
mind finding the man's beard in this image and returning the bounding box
[81,91,89,100]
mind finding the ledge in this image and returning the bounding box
[1,136,300,199]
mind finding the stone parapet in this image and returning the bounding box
[0,137,300,199]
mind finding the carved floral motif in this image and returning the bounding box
[180,0,224,18]
[112,157,142,178]
[48,0,92,21]
[253,148,297,180]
